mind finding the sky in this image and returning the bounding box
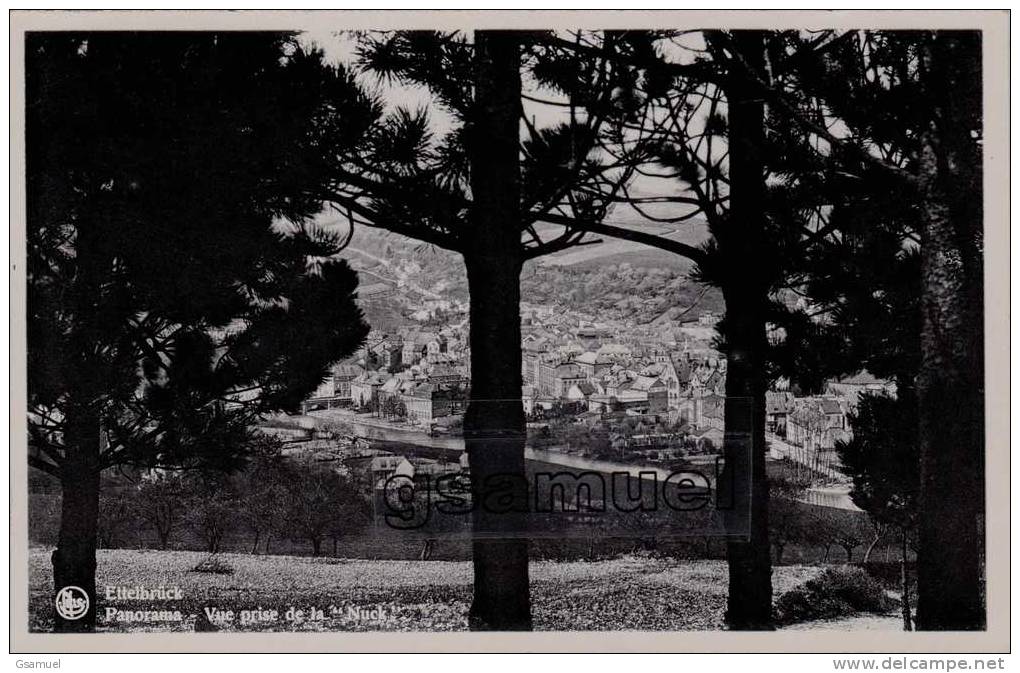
[297,29,710,240]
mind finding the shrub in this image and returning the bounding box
[189,555,234,575]
[775,566,891,625]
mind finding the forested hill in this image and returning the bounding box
[334,217,723,323]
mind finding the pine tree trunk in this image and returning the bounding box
[914,32,984,631]
[717,30,773,631]
[464,251,531,630]
[52,408,101,633]
[52,220,104,633]
[464,30,532,631]
[719,293,772,629]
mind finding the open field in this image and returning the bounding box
[28,548,901,633]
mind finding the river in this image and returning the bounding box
[342,416,723,483]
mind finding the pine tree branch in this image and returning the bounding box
[719,38,922,189]
[522,32,721,84]
[317,189,462,253]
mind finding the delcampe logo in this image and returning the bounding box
[55,586,89,620]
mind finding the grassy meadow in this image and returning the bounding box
[28,548,900,633]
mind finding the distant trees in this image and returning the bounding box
[769,474,812,565]
[829,515,867,563]
[96,492,133,549]
[27,33,371,631]
[135,476,186,551]
[520,262,723,324]
[100,440,369,559]
[381,396,408,420]
[278,462,368,556]
[185,475,237,554]
[233,436,290,555]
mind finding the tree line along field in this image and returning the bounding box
[28,462,909,569]
[27,548,901,633]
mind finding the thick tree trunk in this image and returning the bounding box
[717,30,773,631]
[463,31,532,631]
[915,189,984,628]
[719,289,772,629]
[52,410,101,633]
[464,253,531,631]
[914,32,985,631]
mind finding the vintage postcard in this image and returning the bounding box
[9,9,1010,654]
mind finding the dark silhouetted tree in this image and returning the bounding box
[772,29,984,629]
[26,32,372,631]
[318,29,648,630]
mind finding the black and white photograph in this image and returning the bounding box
[10,9,1010,655]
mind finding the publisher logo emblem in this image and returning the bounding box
[55,586,89,620]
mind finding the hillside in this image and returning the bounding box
[335,219,723,325]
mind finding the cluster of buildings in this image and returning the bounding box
[518,306,732,442]
[299,291,894,474]
[524,344,727,425]
[301,327,471,428]
[766,371,895,452]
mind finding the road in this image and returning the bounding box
[346,246,443,300]
[309,409,715,482]
[307,411,858,510]
[767,433,844,481]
